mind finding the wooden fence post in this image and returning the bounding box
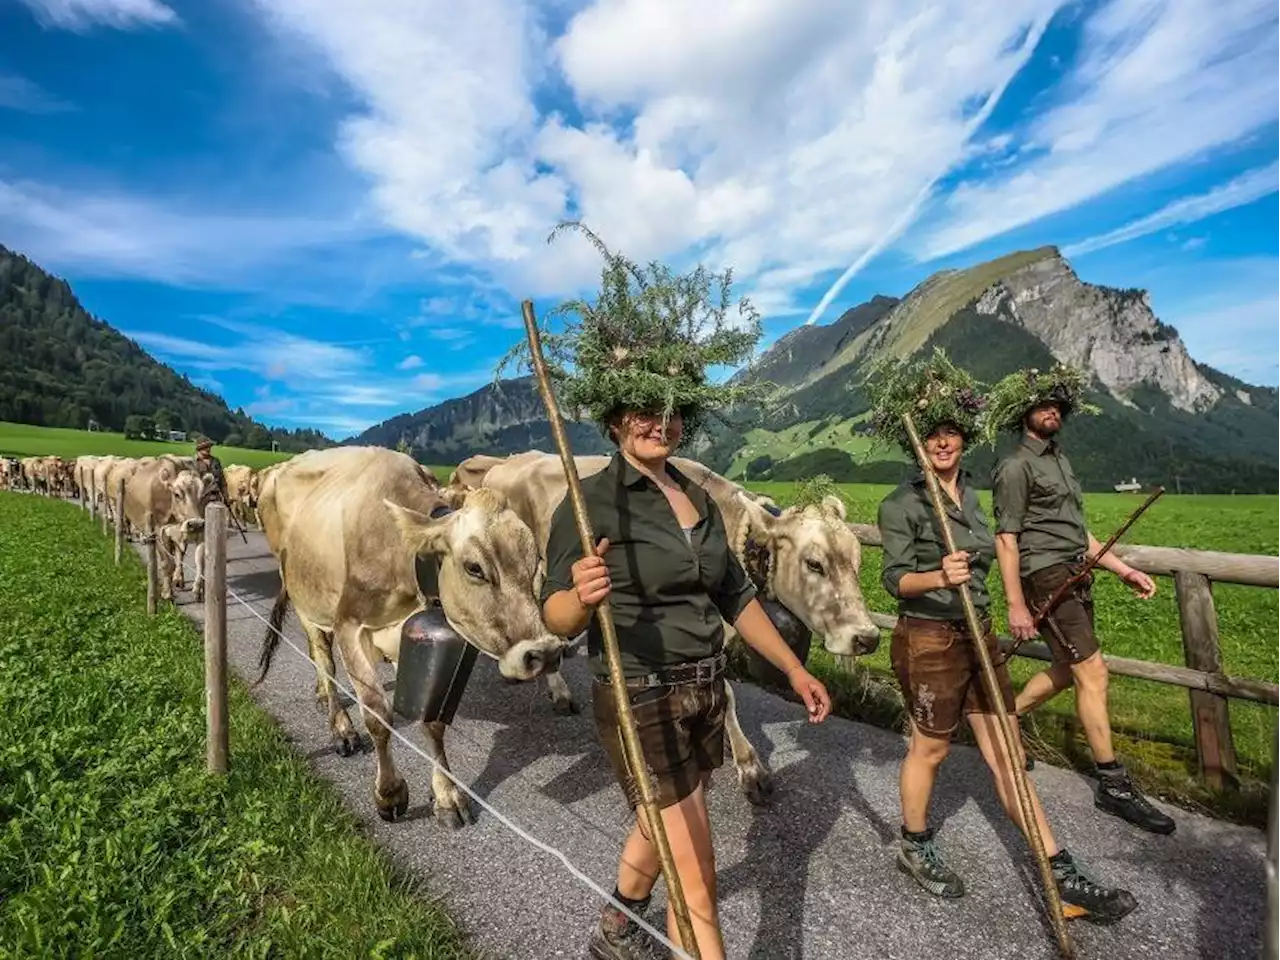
[114,479,126,565]
[1264,721,1274,960]
[101,490,109,536]
[1174,570,1238,791]
[88,482,96,521]
[145,517,157,616]
[204,503,229,775]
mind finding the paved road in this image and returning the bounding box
[146,526,1267,960]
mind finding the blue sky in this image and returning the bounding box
[1,0,1276,439]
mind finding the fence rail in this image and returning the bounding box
[850,520,1279,791]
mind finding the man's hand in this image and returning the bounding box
[787,666,831,723]
[570,538,611,609]
[1007,601,1039,642]
[940,550,972,587]
[1119,566,1156,599]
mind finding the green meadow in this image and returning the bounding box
[0,421,294,470]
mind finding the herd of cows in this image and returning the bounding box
[3,446,886,827]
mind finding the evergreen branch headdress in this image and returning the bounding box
[497,221,776,439]
[979,362,1099,446]
[863,347,987,454]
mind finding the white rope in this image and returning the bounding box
[151,524,695,960]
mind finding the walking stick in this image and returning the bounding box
[521,300,701,958]
[220,491,249,545]
[901,413,1074,959]
[1000,486,1164,665]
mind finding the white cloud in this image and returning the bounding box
[1063,163,1279,257]
[397,355,424,370]
[16,0,177,32]
[0,74,75,113]
[914,0,1279,260]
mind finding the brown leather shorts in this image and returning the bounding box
[891,616,1016,740]
[592,677,726,811]
[1022,561,1098,665]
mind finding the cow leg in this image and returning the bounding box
[157,538,176,601]
[336,622,407,821]
[303,619,361,757]
[193,543,205,603]
[723,681,774,805]
[172,538,187,591]
[543,667,578,715]
[422,721,474,829]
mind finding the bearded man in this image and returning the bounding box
[988,365,1175,836]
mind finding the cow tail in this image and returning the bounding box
[255,574,290,687]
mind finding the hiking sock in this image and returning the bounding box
[1095,759,1125,778]
[901,825,934,844]
[612,887,651,915]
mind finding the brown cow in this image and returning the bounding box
[452,449,883,804]
[122,457,213,599]
[255,446,566,825]
[223,464,255,526]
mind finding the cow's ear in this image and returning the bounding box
[736,491,777,541]
[383,499,452,556]
[821,494,847,521]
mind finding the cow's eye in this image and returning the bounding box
[804,557,826,576]
[463,561,487,581]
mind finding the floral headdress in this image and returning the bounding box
[864,348,987,454]
[979,362,1099,446]
[497,221,775,440]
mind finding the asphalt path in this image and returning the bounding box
[138,523,1266,960]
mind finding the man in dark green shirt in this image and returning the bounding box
[991,379,1175,836]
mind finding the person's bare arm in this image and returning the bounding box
[1087,532,1156,598]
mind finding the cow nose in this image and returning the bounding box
[857,631,882,656]
[522,647,558,677]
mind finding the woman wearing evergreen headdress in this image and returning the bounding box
[521,224,833,960]
[869,349,1136,923]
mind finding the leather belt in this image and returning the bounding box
[598,652,728,690]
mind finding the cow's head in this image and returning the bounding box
[168,471,211,522]
[736,491,881,657]
[385,487,565,682]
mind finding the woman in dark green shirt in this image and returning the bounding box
[872,352,1136,925]
[542,407,832,960]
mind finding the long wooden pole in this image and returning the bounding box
[114,478,126,565]
[521,300,700,958]
[205,503,229,774]
[900,412,1074,959]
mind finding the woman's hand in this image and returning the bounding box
[940,550,972,587]
[571,538,611,609]
[787,666,832,723]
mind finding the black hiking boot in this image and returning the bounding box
[1051,848,1138,924]
[588,900,661,960]
[896,827,965,898]
[1095,770,1176,835]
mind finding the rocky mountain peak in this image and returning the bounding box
[973,251,1221,412]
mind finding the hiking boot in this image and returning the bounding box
[1052,848,1138,924]
[588,902,661,960]
[896,828,965,898]
[1095,771,1176,835]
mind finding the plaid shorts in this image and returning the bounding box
[891,615,1016,740]
[592,676,726,810]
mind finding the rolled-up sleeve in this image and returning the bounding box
[878,495,916,599]
[992,459,1029,536]
[715,550,758,624]
[539,494,578,606]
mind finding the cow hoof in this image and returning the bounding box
[375,780,410,822]
[434,793,475,830]
[551,696,580,716]
[334,731,362,757]
[737,759,775,806]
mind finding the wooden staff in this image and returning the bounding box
[901,412,1074,959]
[1001,486,1165,665]
[521,300,700,958]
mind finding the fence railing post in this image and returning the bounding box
[1174,569,1238,791]
[1264,721,1274,960]
[145,517,157,616]
[204,502,229,775]
[114,479,126,565]
[101,488,110,536]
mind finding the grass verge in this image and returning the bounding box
[0,491,470,958]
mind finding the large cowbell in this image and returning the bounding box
[391,553,479,725]
[745,597,813,690]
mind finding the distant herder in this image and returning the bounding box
[985,363,1175,835]
[194,437,227,506]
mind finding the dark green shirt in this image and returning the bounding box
[541,452,757,679]
[878,469,995,620]
[991,435,1088,577]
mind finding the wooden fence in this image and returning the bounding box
[848,522,1279,791]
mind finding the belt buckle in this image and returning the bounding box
[695,657,717,686]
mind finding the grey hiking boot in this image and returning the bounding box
[1095,770,1176,835]
[896,827,965,898]
[1051,848,1138,924]
[588,902,661,960]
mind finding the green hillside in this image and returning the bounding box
[0,245,330,453]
